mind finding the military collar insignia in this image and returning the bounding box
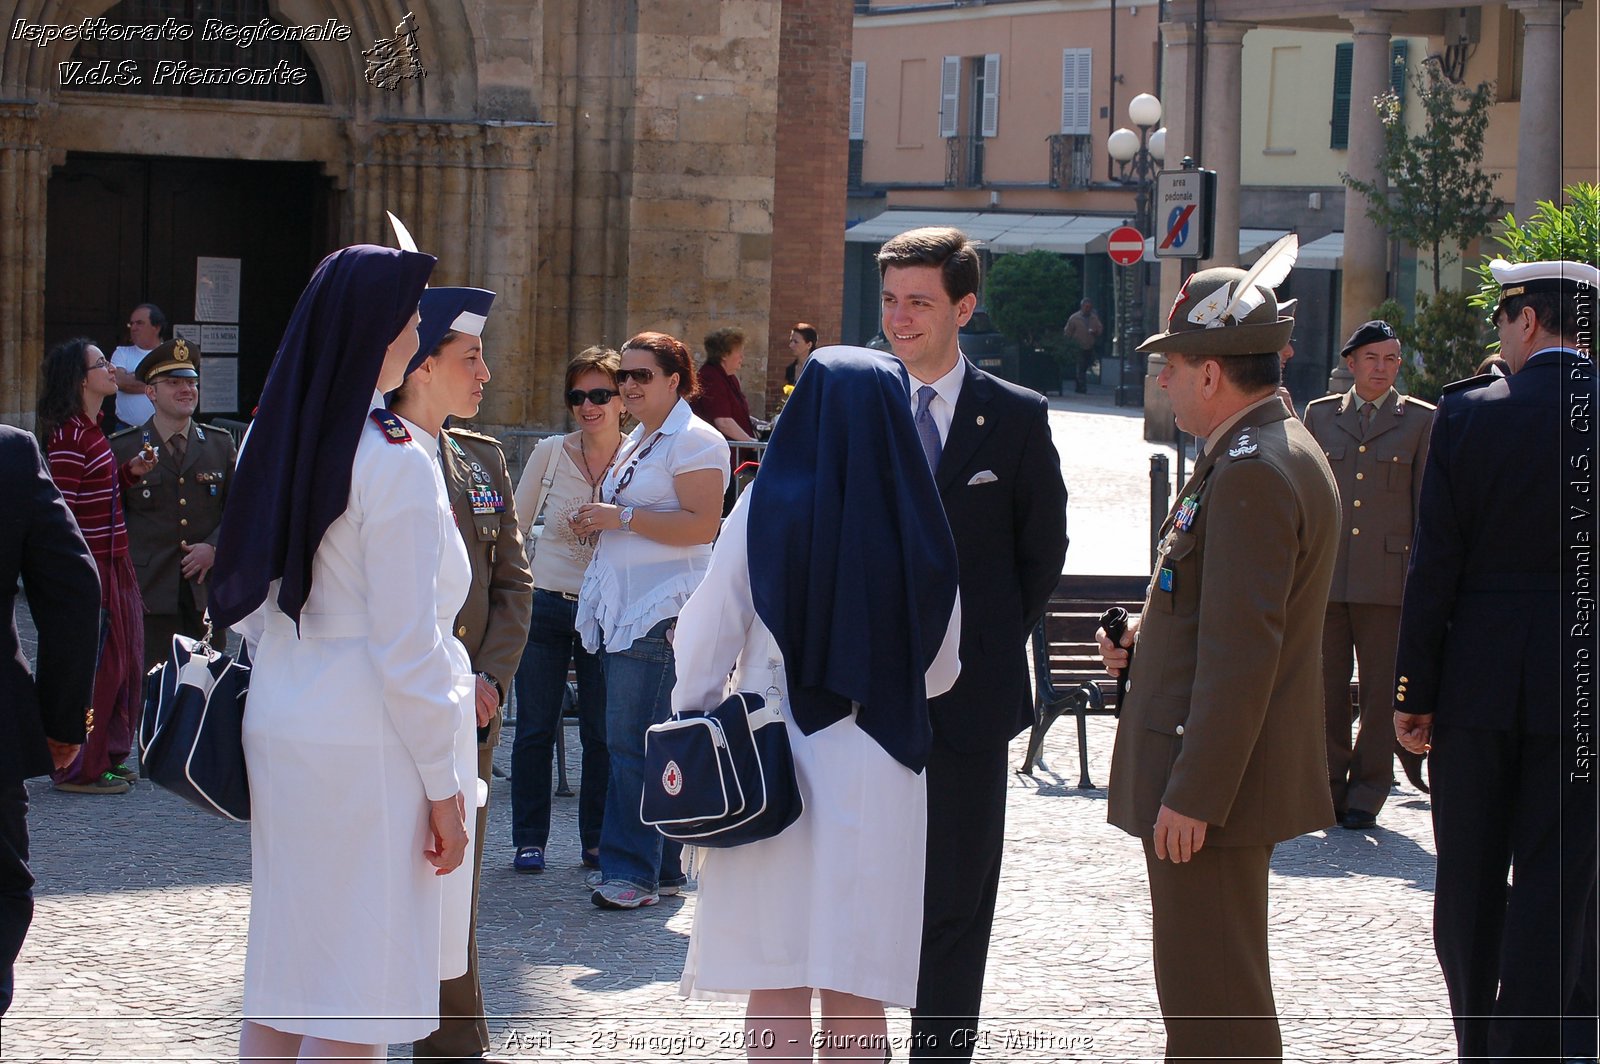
[370,408,412,444]
[1227,427,1259,458]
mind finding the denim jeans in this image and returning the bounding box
[598,617,685,891]
[510,590,608,853]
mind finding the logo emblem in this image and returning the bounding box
[662,761,683,797]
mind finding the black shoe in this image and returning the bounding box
[1341,808,1377,830]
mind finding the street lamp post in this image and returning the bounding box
[1106,93,1166,407]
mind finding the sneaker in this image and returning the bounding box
[55,774,131,795]
[583,869,604,889]
[106,763,139,782]
[513,846,546,873]
[591,880,658,909]
[658,877,690,897]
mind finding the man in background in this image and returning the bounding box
[108,303,166,431]
[1063,298,1103,395]
[1304,320,1432,831]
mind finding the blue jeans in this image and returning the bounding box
[598,617,685,891]
[510,590,608,853]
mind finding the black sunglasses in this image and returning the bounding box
[616,367,658,384]
[566,387,619,407]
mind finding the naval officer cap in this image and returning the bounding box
[1490,258,1600,317]
[1138,234,1299,357]
[408,286,497,376]
[135,337,202,382]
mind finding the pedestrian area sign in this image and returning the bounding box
[1154,167,1217,259]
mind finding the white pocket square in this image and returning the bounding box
[967,470,999,486]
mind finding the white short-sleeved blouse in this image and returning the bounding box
[576,398,729,653]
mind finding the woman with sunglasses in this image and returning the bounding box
[35,339,156,795]
[572,331,730,909]
[507,347,625,874]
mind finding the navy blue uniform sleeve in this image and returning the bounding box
[1393,402,1462,719]
[18,431,101,743]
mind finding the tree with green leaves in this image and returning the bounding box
[985,250,1079,353]
[1343,59,1500,293]
[1468,183,1600,310]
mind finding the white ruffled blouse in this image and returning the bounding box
[576,398,730,653]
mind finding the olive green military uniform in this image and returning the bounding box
[1109,397,1339,1061]
[1303,387,1433,818]
[417,425,533,1062]
[109,418,237,669]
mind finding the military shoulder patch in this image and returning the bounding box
[1399,393,1437,412]
[1226,426,1260,459]
[446,426,500,445]
[370,408,412,444]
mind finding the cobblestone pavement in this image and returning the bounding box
[8,394,1457,1062]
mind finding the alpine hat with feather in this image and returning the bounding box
[1138,234,1299,356]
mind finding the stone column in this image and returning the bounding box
[1339,13,1396,342]
[1508,0,1576,221]
[1202,22,1251,268]
[0,103,49,427]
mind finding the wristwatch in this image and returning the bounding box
[619,505,635,532]
[477,672,502,701]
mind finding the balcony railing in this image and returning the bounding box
[1048,134,1092,190]
[945,134,984,188]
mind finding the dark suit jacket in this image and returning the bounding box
[928,359,1068,750]
[1109,399,1340,845]
[1,426,101,783]
[1394,348,1588,736]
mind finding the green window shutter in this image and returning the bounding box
[1390,40,1408,120]
[1331,42,1353,150]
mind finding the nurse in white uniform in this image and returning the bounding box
[672,347,961,1060]
[208,244,475,1063]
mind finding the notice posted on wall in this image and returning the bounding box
[199,357,239,414]
[174,323,202,344]
[201,324,240,353]
[195,257,241,322]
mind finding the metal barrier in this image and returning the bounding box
[1149,453,1170,569]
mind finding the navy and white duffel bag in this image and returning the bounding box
[641,691,802,848]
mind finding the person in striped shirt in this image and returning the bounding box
[35,338,155,795]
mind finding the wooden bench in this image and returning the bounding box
[1020,573,1149,788]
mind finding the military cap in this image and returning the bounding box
[1490,258,1600,317]
[135,337,201,382]
[1339,319,1399,359]
[1138,234,1299,356]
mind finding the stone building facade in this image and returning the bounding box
[0,0,849,432]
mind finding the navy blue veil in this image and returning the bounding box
[209,244,436,628]
[748,346,958,772]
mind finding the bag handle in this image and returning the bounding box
[528,434,563,525]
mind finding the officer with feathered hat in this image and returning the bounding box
[1100,236,1342,1060]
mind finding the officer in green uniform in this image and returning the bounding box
[390,285,533,1064]
[109,339,237,669]
[1098,246,1340,1063]
[1303,320,1433,830]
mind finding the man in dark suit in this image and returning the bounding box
[1,425,101,1016]
[876,226,1068,1060]
[1394,258,1599,1062]
[1099,261,1339,1062]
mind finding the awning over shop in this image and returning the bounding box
[845,210,1126,255]
[845,210,1296,264]
[1296,232,1344,270]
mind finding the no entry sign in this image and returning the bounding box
[1107,226,1145,266]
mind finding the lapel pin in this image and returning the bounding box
[976,415,985,426]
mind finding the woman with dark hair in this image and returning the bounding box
[508,346,625,873]
[571,331,730,909]
[693,326,756,443]
[673,346,960,1058]
[785,322,818,384]
[36,338,154,795]
[207,244,476,1063]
